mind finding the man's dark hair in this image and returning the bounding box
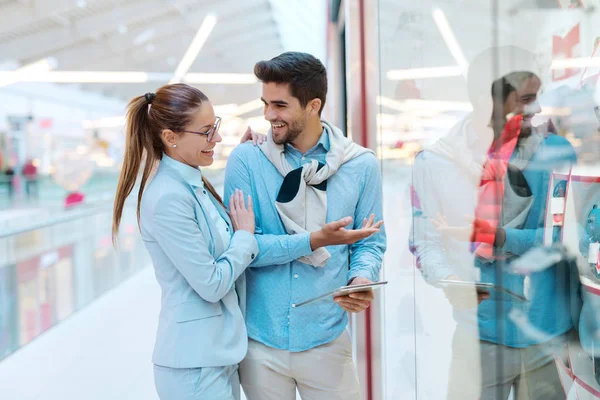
[254,52,327,116]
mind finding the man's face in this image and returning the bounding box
[504,75,542,136]
[261,82,308,145]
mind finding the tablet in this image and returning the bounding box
[436,279,528,303]
[292,281,388,308]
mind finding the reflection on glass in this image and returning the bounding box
[379,1,600,399]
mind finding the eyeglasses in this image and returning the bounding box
[181,116,221,142]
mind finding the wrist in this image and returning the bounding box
[494,228,506,248]
[310,230,327,250]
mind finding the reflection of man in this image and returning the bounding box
[224,52,386,400]
[411,46,577,400]
[472,72,576,400]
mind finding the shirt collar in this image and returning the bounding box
[316,127,330,151]
[161,153,204,188]
[284,125,330,154]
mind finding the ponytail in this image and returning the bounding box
[112,95,161,244]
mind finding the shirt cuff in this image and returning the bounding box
[347,269,377,284]
[501,228,522,255]
[287,232,313,260]
[232,230,259,260]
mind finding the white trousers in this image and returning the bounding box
[239,330,361,400]
[153,364,240,400]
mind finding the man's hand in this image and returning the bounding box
[443,275,489,310]
[334,277,375,313]
[310,215,383,250]
[239,126,267,146]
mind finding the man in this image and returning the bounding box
[224,51,386,400]
[411,46,577,399]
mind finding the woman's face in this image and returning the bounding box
[167,102,222,168]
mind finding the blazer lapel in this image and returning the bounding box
[160,163,218,253]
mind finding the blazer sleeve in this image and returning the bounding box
[150,192,258,303]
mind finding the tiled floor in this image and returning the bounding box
[0,265,160,400]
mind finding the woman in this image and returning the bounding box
[112,83,258,400]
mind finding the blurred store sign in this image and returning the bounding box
[553,23,581,81]
[6,115,32,134]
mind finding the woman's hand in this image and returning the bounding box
[239,126,267,145]
[229,189,255,234]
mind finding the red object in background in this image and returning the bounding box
[554,214,564,225]
[553,23,581,82]
[39,119,53,129]
[64,192,85,208]
[395,80,421,100]
[22,161,37,178]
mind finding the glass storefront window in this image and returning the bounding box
[377,1,600,399]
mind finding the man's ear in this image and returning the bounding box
[308,98,322,117]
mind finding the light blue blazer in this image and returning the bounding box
[140,155,258,368]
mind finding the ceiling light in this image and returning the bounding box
[432,8,468,75]
[170,14,217,84]
[133,29,155,46]
[387,65,463,80]
[551,57,600,69]
[377,96,472,112]
[118,25,128,35]
[0,57,57,88]
[0,70,257,84]
[405,99,472,111]
[183,73,257,84]
[213,103,240,115]
[226,99,264,118]
[0,71,155,83]
[82,116,125,129]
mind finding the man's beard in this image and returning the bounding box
[272,118,305,145]
[519,125,533,138]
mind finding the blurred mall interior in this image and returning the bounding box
[2,0,600,399]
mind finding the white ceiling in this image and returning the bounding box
[0,0,327,105]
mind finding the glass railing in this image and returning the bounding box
[0,203,150,362]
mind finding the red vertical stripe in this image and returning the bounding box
[357,0,373,399]
[358,0,369,150]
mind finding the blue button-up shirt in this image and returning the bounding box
[224,131,386,352]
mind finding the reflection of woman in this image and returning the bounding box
[112,84,258,400]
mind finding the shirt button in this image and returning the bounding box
[226,227,229,232]
[294,274,299,279]
[202,190,207,194]
[301,156,306,160]
[251,254,255,260]
[287,315,290,319]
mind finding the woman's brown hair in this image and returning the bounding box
[112,83,224,243]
